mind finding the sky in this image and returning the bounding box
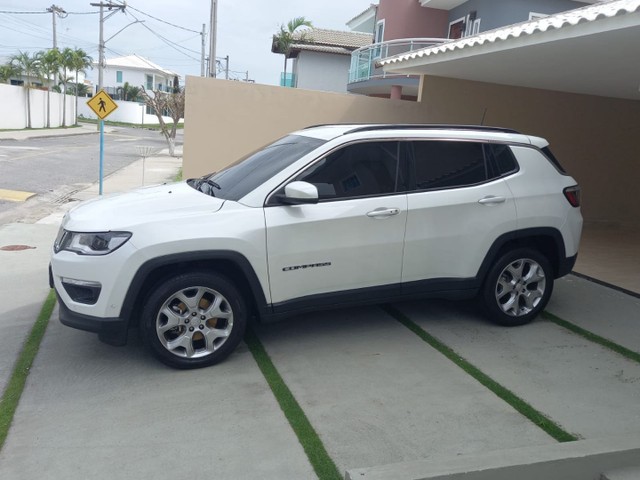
[0,0,374,86]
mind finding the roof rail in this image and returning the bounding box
[344,124,521,134]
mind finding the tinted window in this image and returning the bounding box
[489,144,518,176]
[194,135,326,201]
[296,141,399,200]
[412,141,487,190]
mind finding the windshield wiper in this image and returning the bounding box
[203,178,221,190]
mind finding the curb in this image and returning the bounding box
[345,433,640,480]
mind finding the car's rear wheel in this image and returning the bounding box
[142,272,247,369]
[482,248,553,326]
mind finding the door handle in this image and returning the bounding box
[478,196,506,205]
[366,208,400,218]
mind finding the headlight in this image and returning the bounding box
[54,230,132,255]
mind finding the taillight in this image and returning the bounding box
[563,185,581,207]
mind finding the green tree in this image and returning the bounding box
[272,17,312,87]
[116,81,142,102]
[68,48,93,125]
[140,86,185,157]
[59,47,78,127]
[67,82,89,97]
[39,48,62,128]
[0,63,20,84]
[10,51,41,129]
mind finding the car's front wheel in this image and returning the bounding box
[142,272,247,369]
[482,248,553,326]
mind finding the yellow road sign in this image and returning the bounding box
[87,89,118,120]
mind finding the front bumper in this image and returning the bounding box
[55,290,129,346]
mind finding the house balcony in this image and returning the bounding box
[280,72,296,88]
[348,38,447,98]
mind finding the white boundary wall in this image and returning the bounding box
[0,83,75,129]
[78,98,183,125]
[0,84,180,128]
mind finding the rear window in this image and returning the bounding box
[541,146,567,174]
[412,141,487,190]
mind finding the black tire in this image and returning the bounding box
[482,248,554,326]
[142,271,247,369]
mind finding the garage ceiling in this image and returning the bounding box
[381,0,640,100]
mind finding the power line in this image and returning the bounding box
[0,10,47,14]
[124,3,200,34]
[0,9,97,15]
[124,10,201,62]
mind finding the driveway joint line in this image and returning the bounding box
[382,304,579,443]
[0,289,56,451]
[542,311,640,364]
[244,324,341,480]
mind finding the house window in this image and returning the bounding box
[373,19,385,58]
[10,79,24,86]
[146,75,153,90]
[116,71,123,83]
[448,17,465,39]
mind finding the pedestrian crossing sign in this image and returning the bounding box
[87,89,118,120]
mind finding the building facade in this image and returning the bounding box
[348,0,598,99]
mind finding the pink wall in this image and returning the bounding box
[377,0,448,40]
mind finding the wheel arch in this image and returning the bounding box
[120,251,270,330]
[477,227,568,285]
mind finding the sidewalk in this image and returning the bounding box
[0,123,100,141]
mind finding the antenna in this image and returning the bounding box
[480,107,488,125]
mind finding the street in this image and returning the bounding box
[0,126,181,223]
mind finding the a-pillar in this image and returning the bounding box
[390,85,402,100]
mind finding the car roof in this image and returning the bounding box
[293,123,540,146]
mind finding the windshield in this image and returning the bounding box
[188,134,326,201]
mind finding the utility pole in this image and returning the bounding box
[89,1,126,195]
[46,4,67,49]
[224,55,229,80]
[200,24,206,77]
[209,0,217,77]
[90,1,126,92]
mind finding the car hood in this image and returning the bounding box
[62,182,225,232]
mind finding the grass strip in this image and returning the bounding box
[0,289,56,450]
[382,304,578,443]
[244,325,341,480]
[542,311,640,364]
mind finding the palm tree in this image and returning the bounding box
[10,51,41,129]
[116,81,142,102]
[272,17,312,87]
[0,63,20,84]
[39,48,62,128]
[59,47,77,127]
[69,48,93,125]
[68,82,89,97]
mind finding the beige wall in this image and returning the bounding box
[183,76,426,178]
[419,76,640,226]
[183,75,640,225]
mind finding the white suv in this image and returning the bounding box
[50,124,583,369]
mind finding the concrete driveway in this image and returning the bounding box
[0,273,639,479]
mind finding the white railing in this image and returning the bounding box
[349,38,447,83]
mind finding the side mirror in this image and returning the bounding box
[279,181,319,205]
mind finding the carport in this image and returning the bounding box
[380,0,640,293]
